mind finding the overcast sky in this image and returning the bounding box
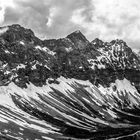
[0,0,140,49]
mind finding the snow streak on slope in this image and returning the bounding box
[0,27,9,35]
[0,77,140,140]
[99,78,140,107]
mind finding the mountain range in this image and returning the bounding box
[0,24,140,140]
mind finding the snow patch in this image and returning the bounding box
[17,64,26,69]
[19,41,25,45]
[115,78,137,94]
[65,47,73,52]
[5,50,10,54]
[35,45,55,55]
[0,27,9,35]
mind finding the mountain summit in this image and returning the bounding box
[67,30,89,49]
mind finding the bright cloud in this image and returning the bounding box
[0,0,15,24]
[71,0,140,49]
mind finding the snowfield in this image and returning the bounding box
[0,77,140,139]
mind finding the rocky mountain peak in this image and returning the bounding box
[66,30,89,49]
[91,38,104,48]
[0,24,42,46]
[110,39,127,47]
[67,30,84,37]
[8,24,34,35]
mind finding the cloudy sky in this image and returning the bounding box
[0,0,140,49]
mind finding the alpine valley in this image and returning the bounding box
[0,24,140,140]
